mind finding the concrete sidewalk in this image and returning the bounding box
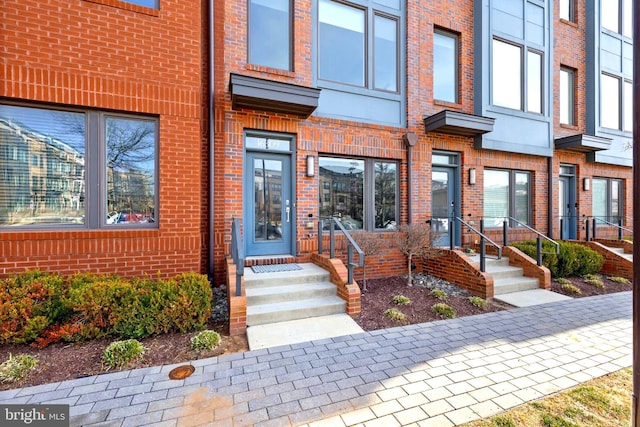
[0,292,632,427]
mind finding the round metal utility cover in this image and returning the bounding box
[168,365,195,380]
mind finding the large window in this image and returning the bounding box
[492,39,544,114]
[483,169,531,227]
[0,104,157,228]
[319,157,397,230]
[601,73,632,132]
[433,30,458,103]
[248,0,291,70]
[602,0,633,37]
[593,178,623,224]
[560,67,575,125]
[318,0,399,93]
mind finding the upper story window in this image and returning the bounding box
[0,104,157,229]
[248,0,292,70]
[433,30,459,103]
[318,0,399,93]
[602,0,632,37]
[560,0,574,22]
[121,0,158,8]
[319,156,398,231]
[601,73,633,132]
[560,67,575,125]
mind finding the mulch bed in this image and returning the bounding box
[550,274,632,297]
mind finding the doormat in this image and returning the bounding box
[251,264,303,273]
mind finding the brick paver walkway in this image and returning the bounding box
[0,292,632,427]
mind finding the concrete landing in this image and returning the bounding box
[494,288,573,307]
[246,313,365,350]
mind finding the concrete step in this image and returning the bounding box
[493,276,540,295]
[246,281,337,305]
[246,296,346,326]
[244,263,330,288]
[493,289,572,307]
[608,247,633,260]
[484,263,525,280]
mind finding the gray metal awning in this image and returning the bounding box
[554,134,612,153]
[423,110,495,137]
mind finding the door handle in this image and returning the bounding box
[286,207,290,223]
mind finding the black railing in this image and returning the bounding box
[231,217,244,296]
[503,217,559,266]
[451,217,501,272]
[584,216,633,241]
[318,217,364,285]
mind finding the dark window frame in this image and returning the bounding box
[560,0,575,22]
[592,177,624,225]
[433,28,460,103]
[560,66,576,125]
[483,168,532,228]
[247,0,293,71]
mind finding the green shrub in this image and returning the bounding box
[191,330,221,352]
[432,303,456,319]
[561,283,581,294]
[609,276,630,284]
[383,308,407,322]
[103,339,146,370]
[0,354,38,383]
[584,277,605,290]
[468,296,487,309]
[392,295,411,305]
[0,271,68,344]
[556,277,571,285]
[491,416,516,427]
[429,289,447,299]
[510,241,603,278]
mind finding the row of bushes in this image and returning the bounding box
[510,240,604,278]
[0,270,213,347]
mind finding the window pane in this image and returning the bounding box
[624,80,633,132]
[592,178,607,221]
[374,15,398,92]
[602,0,620,33]
[319,157,364,230]
[601,74,620,129]
[560,68,574,124]
[319,0,365,86]
[105,117,156,225]
[514,172,530,225]
[527,51,542,113]
[624,0,633,37]
[0,105,86,226]
[374,162,397,229]
[249,0,291,70]
[560,0,572,21]
[483,170,509,227]
[492,39,522,110]
[121,0,157,8]
[434,32,457,102]
[611,180,621,220]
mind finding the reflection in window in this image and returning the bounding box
[374,15,398,92]
[601,74,620,130]
[120,0,158,8]
[248,0,291,70]
[106,117,156,225]
[318,0,365,86]
[483,169,530,227]
[527,51,542,114]
[593,178,624,224]
[434,31,458,103]
[602,0,620,33]
[319,157,398,231]
[560,67,575,125]
[492,39,522,110]
[0,105,86,226]
[560,0,573,21]
[624,80,633,132]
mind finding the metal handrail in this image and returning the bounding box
[504,217,559,266]
[585,216,633,241]
[453,217,501,272]
[317,217,364,285]
[231,217,244,296]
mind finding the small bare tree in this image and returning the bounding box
[352,231,385,292]
[395,223,441,286]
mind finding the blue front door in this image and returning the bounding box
[431,167,457,246]
[559,176,576,239]
[245,151,293,256]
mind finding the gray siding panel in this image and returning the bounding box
[316,89,402,126]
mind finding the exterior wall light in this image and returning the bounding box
[583,177,590,191]
[306,155,315,177]
[469,168,476,185]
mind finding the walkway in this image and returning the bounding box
[0,292,632,427]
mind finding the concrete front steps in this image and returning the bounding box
[244,262,364,350]
[608,246,633,262]
[485,256,571,307]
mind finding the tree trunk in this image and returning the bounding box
[407,253,413,286]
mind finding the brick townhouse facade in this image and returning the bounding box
[0,0,634,286]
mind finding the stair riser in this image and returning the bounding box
[494,281,539,295]
[245,273,330,288]
[489,269,525,280]
[247,302,346,326]
[247,286,337,305]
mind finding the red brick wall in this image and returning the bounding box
[1,0,205,278]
